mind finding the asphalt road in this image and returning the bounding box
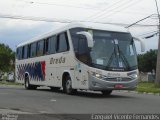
[0,85,160,119]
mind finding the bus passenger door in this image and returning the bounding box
[75,63,88,89]
[74,35,90,89]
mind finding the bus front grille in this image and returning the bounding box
[103,77,132,82]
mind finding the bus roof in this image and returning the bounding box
[17,22,129,47]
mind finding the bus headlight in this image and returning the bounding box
[91,72,104,79]
[129,74,138,79]
[95,73,101,78]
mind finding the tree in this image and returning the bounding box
[138,49,157,72]
[0,43,15,72]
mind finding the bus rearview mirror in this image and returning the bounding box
[133,37,145,52]
[76,31,94,48]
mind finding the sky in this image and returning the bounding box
[0,0,160,53]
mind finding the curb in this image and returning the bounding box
[118,90,160,96]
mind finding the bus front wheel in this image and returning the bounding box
[63,75,76,94]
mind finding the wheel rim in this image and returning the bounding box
[26,81,28,88]
[25,78,29,88]
[66,79,72,93]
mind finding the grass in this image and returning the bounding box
[0,80,22,86]
[136,82,160,94]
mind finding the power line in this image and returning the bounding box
[27,0,157,22]
[125,14,156,28]
[0,14,72,23]
[10,0,159,23]
[0,13,158,28]
[145,32,159,39]
[20,0,156,17]
[86,0,127,21]
[94,0,140,22]
[20,0,103,11]
[103,10,156,16]
[79,21,157,27]
[138,30,158,37]
[87,0,140,22]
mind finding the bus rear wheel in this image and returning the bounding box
[25,77,37,90]
[101,90,112,96]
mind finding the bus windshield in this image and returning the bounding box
[70,28,138,71]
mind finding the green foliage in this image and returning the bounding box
[0,43,15,72]
[138,49,157,72]
[155,83,160,88]
[0,81,22,86]
[136,82,160,93]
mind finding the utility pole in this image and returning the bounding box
[155,0,160,85]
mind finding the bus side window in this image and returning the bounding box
[16,48,20,60]
[30,42,37,58]
[57,32,69,53]
[22,46,24,59]
[21,45,27,59]
[23,45,28,59]
[37,40,44,56]
[69,28,85,52]
[27,44,31,58]
[48,36,57,54]
[77,35,90,64]
[18,47,22,60]
[44,38,49,55]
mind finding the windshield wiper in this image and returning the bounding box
[106,46,117,68]
[117,45,130,69]
[106,41,130,70]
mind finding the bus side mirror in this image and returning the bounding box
[133,37,145,52]
[76,31,94,48]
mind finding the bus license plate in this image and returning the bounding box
[115,84,123,88]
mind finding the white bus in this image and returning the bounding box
[15,22,145,95]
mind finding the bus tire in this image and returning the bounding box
[63,75,75,95]
[25,76,37,90]
[101,90,112,96]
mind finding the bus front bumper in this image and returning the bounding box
[88,75,138,91]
